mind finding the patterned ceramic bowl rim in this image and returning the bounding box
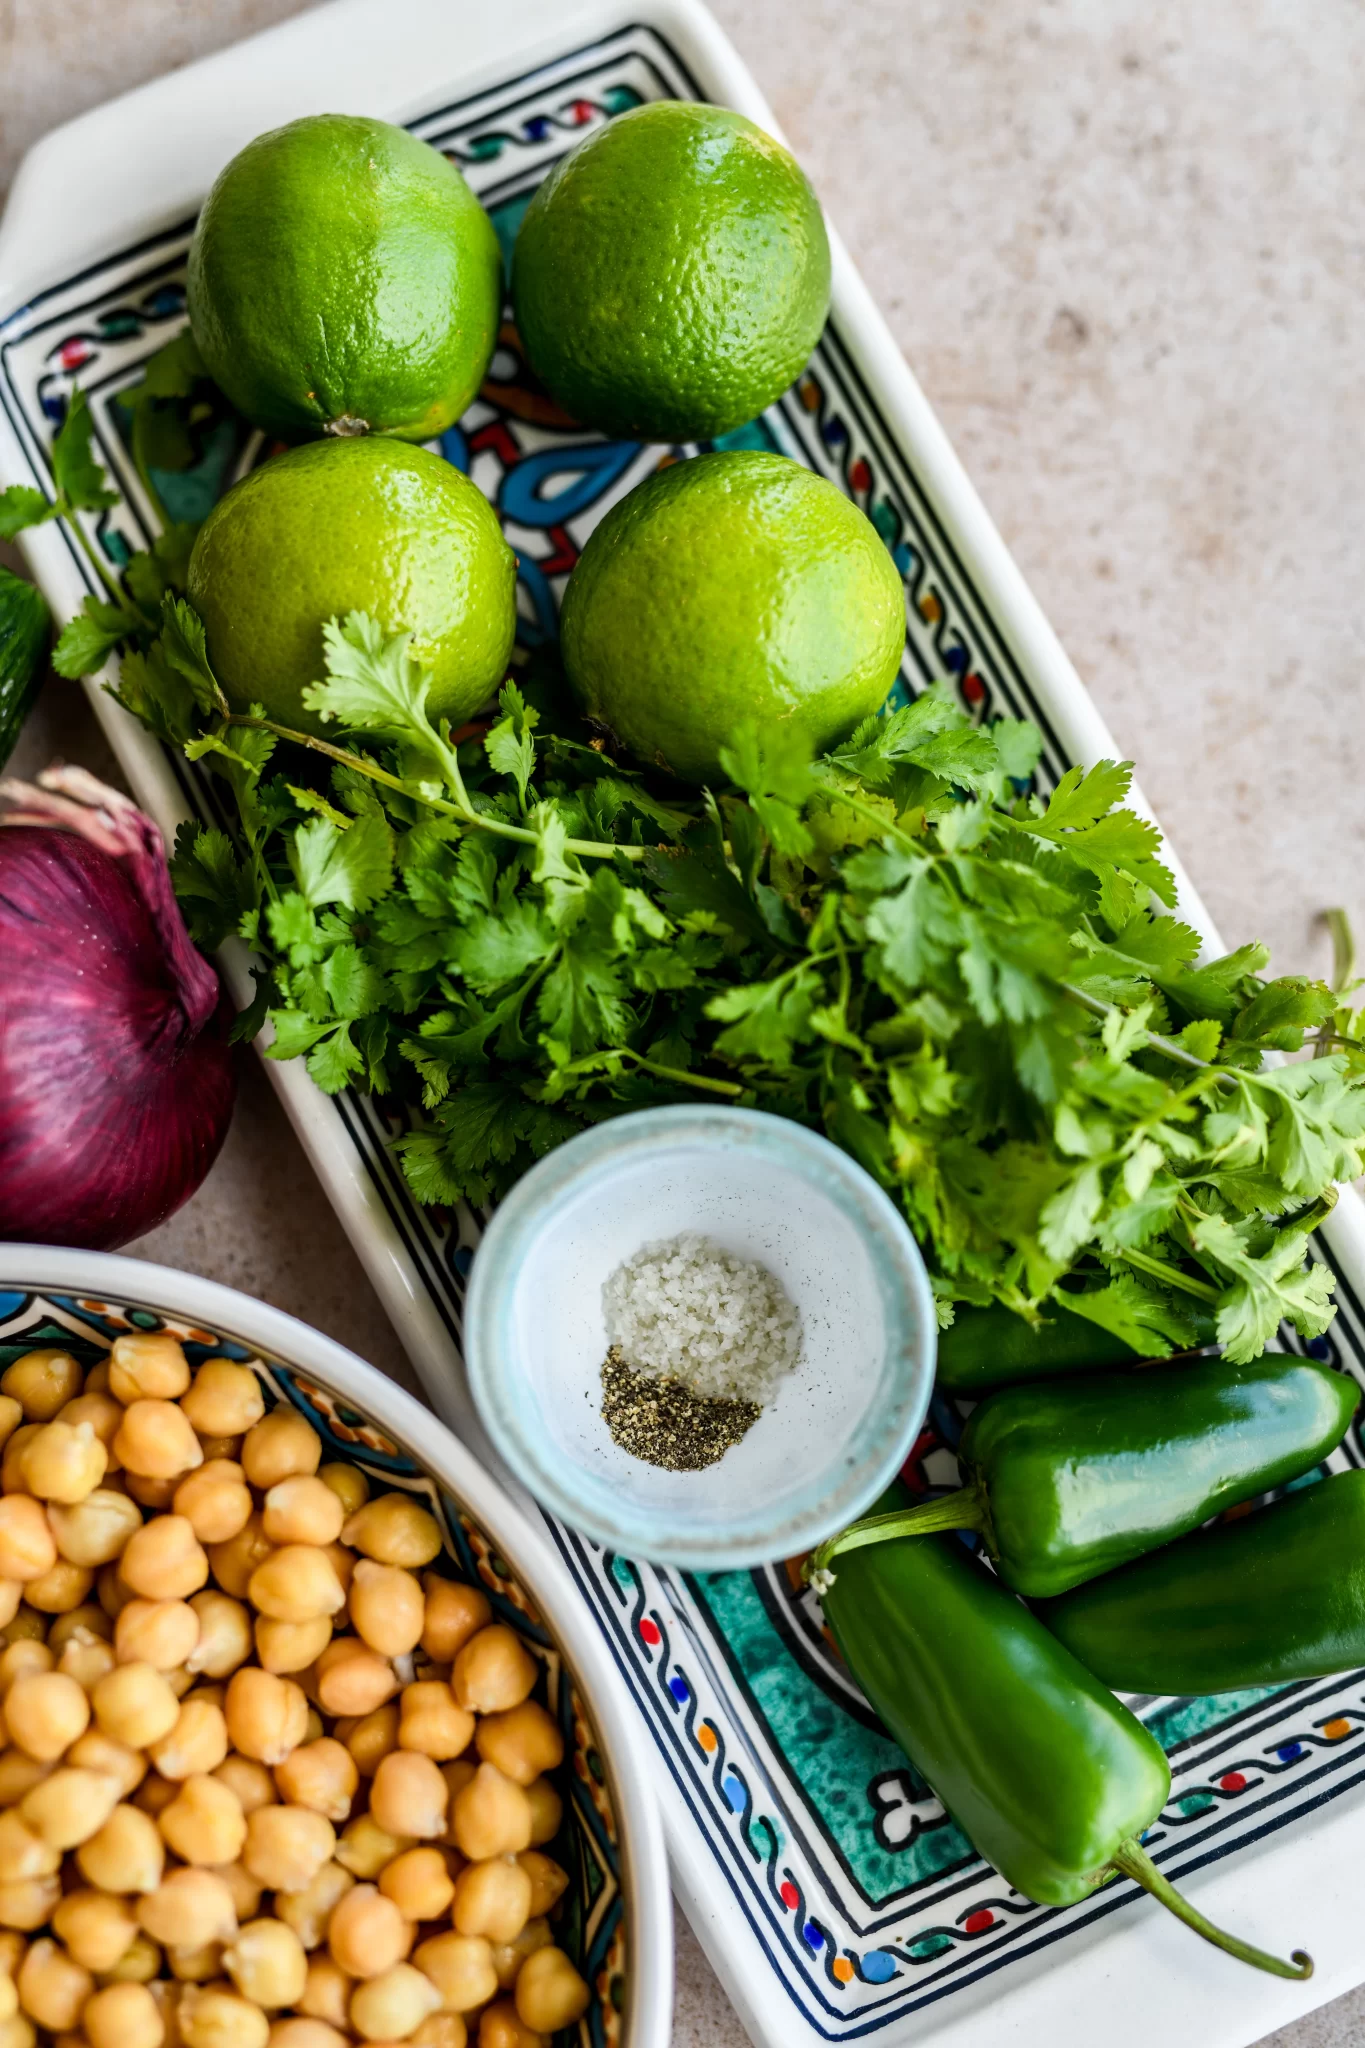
[0,1242,673,2048]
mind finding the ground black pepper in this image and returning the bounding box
[600,1345,761,1471]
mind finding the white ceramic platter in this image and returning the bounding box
[4,3,1365,2044]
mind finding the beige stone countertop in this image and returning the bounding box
[2,0,1363,2041]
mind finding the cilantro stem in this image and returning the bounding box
[65,509,137,614]
[1116,1245,1221,1305]
[220,713,648,864]
[1059,981,1219,1073]
[610,1049,745,1097]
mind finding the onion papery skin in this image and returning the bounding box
[0,783,237,1250]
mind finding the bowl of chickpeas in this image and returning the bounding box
[0,1246,673,2048]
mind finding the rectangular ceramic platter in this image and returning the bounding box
[4,4,1365,2043]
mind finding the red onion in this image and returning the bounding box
[0,765,236,1249]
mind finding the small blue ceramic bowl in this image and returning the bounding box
[463,1105,937,1570]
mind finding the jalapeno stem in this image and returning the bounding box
[1111,1838,1313,1979]
[805,1489,987,1585]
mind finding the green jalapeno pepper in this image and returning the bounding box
[813,1354,1358,1599]
[818,1501,1310,1976]
[1036,1466,1365,1694]
[937,1299,1220,1395]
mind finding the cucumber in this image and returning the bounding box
[0,568,50,769]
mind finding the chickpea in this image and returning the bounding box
[515,1855,568,1921]
[25,1559,94,1614]
[0,1430,38,1498]
[273,1861,353,1953]
[167,1665,197,1699]
[83,1979,165,2048]
[205,1519,272,1604]
[273,1741,356,1824]
[50,1602,113,1650]
[125,1474,182,1512]
[513,1945,588,2034]
[0,1643,50,1700]
[186,1594,252,1682]
[0,1877,60,1931]
[341,1499,441,1571]
[212,1757,275,1816]
[117,1599,200,1673]
[56,1391,124,1466]
[19,1766,122,1849]
[451,1862,532,1946]
[16,1938,92,2031]
[224,1671,308,1768]
[7,1671,89,1760]
[93,1664,181,1748]
[412,1932,496,2016]
[350,1564,424,1660]
[0,2019,33,2048]
[343,1705,399,1779]
[0,1610,44,1646]
[411,2017,467,2048]
[0,1502,55,1586]
[1,1353,82,1423]
[379,1850,453,1926]
[121,1520,209,1601]
[68,1730,146,1799]
[0,1589,20,1633]
[20,1420,106,1504]
[315,1641,397,1720]
[215,1865,263,1927]
[58,1628,117,1696]
[99,1563,135,1621]
[149,1699,229,1781]
[177,1987,268,2048]
[0,1813,58,1883]
[138,1869,238,1950]
[398,1685,473,1764]
[475,2002,540,2048]
[102,1930,162,1984]
[77,1802,165,1894]
[298,1957,351,2028]
[51,1890,138,1973]
[158,1776,246,1868]
[168,1946,221,1988]
[109,1335,191,1406]
[173,1468,252,1549]
[114,1404,203,1484]
[487,1920,549,1996]
[0,1757,46,1807]
[222,1921,306,2010]
[334,1815,410,1883]
[451,1767,531,1863]
[326,1886,410,1980]
[248,1550,345,1627]
[240,1416,320,1492]
[267,2025,346,2048]
[242,1807,335,1894]
[370,1753,447,1842]
[193,1439,242,1468]
[178,1366,263,1443]
[439,1762,476,1825]
[0,1404,21,1458]
[317,1467,367,1518]
[259,1481,342,1551]
[350,1960,442,2042]
[135,1775,178,1818]
[145,1977,181,2048]
[472,1704,561,1789]
[321,1546,354,1597]
[254,1616,332,1677]
[451,1631,536,1718]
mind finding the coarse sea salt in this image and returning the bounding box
[602,1231,802,1403]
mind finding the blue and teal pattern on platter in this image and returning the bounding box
[0,1284,627,2048]
[4,22,1365,2037]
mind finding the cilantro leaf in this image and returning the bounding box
[484,682,539,806]
[52,596,135,678]
[289,811,393,912]
[51,389,119,512]
[0,485,56,540]
[303,612,436,744]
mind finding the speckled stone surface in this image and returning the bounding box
[2,1,1362,2041]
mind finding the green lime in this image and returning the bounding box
[511,102,830,443]
[559,451,905,783]
[187,113,503,440]
[187,438,516,732]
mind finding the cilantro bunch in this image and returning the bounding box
[8,372,1365,1363]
